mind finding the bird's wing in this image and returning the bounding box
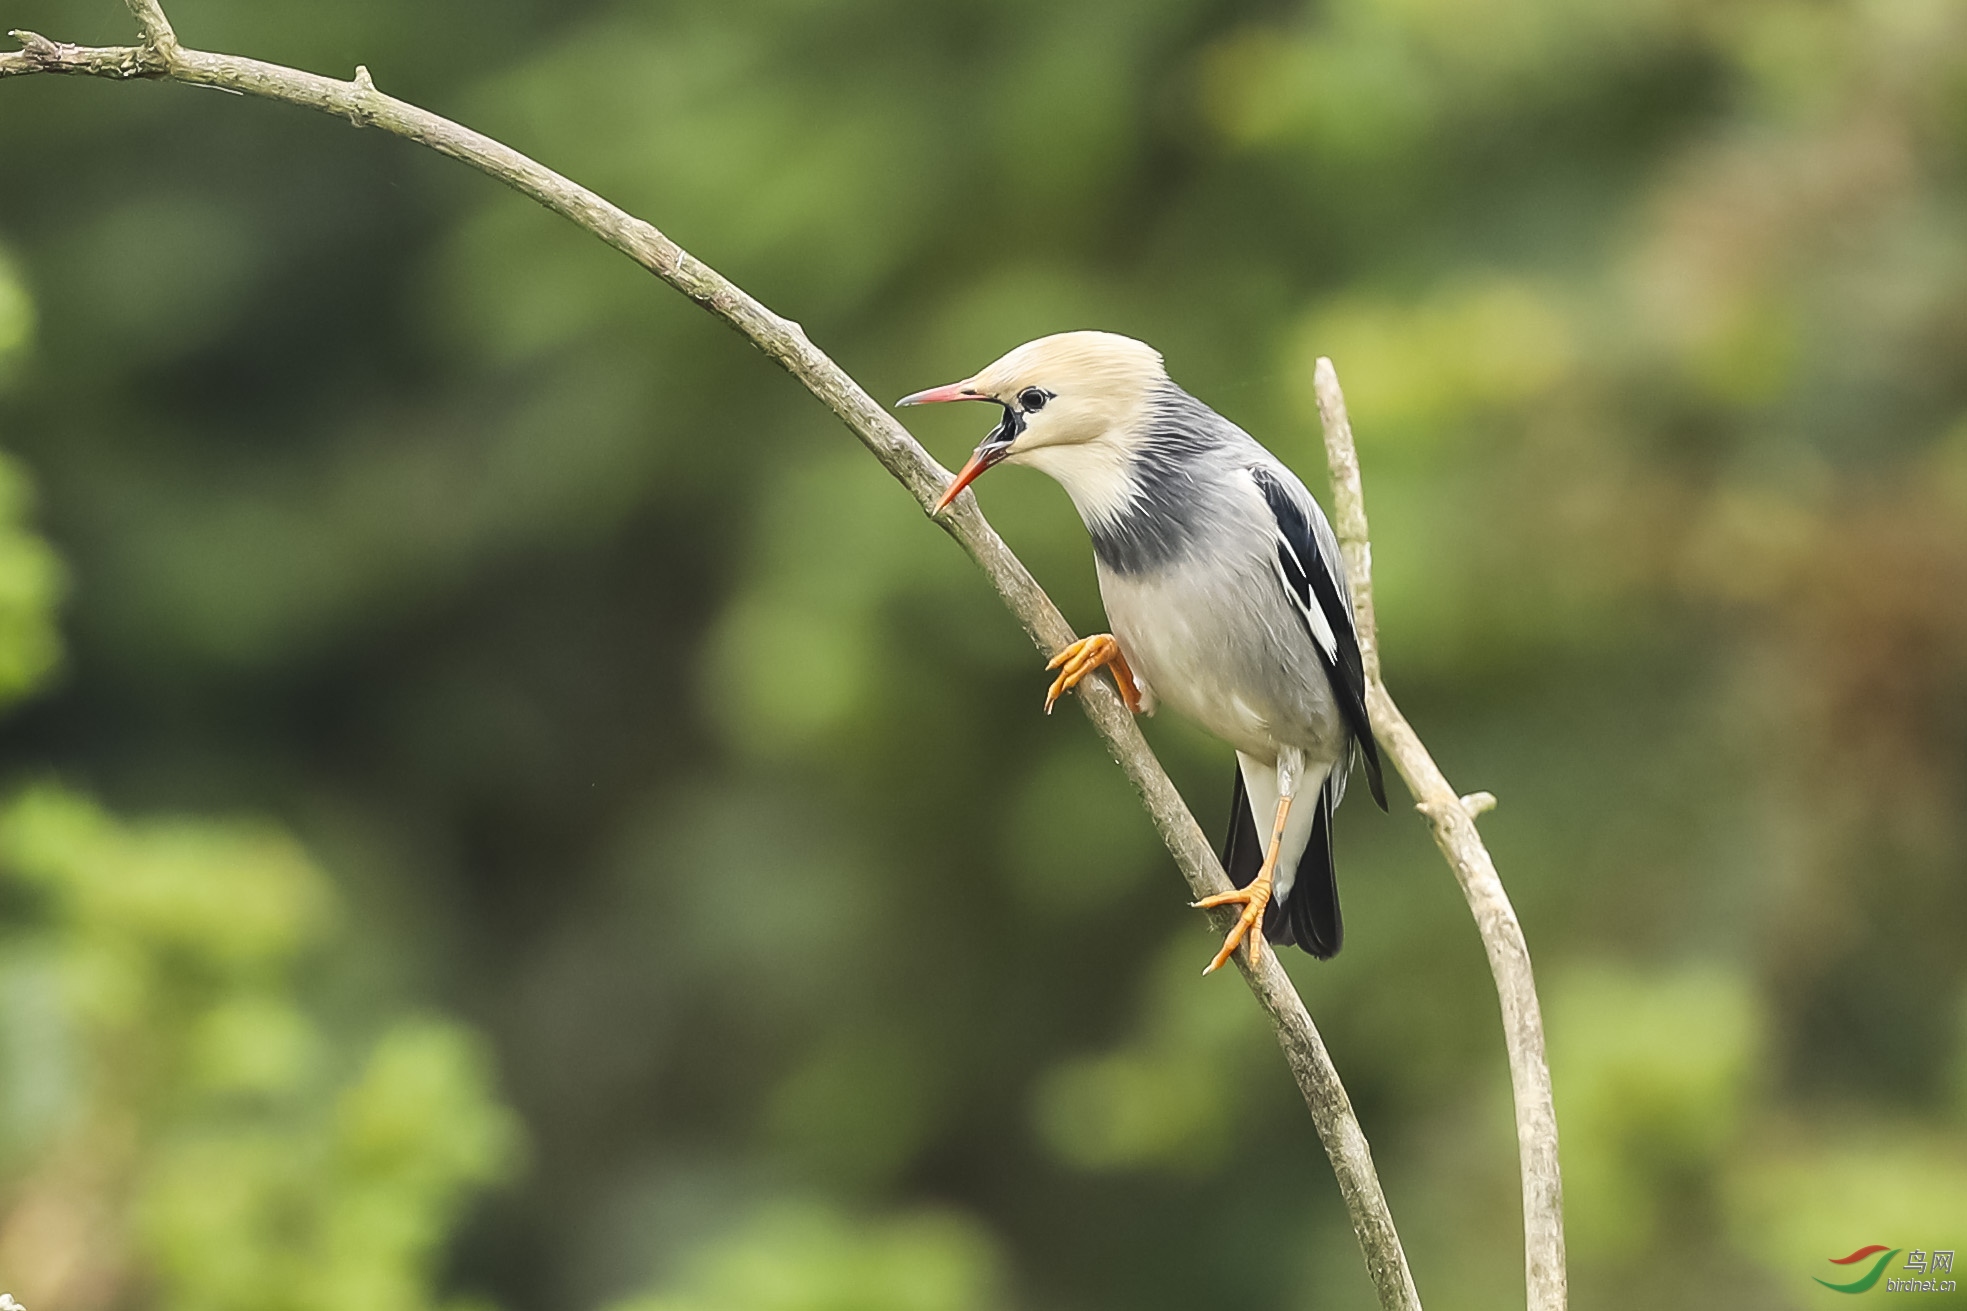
[1248,465,1387,809]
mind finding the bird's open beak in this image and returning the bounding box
[931,442,1011,514]
[896,378,1012,514]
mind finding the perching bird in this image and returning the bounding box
[900,331,1386,974]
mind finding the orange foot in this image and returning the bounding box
[1044,633,1142,715]
[1191,792,1294,975]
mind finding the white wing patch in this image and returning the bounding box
[1272,525,1339,663]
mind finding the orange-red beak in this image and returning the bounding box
[896,379,1012,515]
[897,381,989,407]
[931,444,1011,514]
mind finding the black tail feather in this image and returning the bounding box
[1221,765,1343,960]
[1223,765,1264,890]
[1288,781,1342,959]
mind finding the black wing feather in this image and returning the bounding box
[1249,467,1387,810]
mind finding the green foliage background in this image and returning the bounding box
[2,0,1965,1308]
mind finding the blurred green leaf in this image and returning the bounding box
[0,786,518,1311]
[1033,936,1271,1174]
[606,1202,1005,1311]
[1550,963,1762,1262]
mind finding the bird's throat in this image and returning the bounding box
[1016,438,1143,534]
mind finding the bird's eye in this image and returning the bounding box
[1019,387,1050,412]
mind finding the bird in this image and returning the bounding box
[899,331,1386,974]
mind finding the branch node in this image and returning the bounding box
[8,30,56,63]
[1461,791,1498,818]
[123,0,180,61]
[342,66,381,127]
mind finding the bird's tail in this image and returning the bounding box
[1222,765,1342,960]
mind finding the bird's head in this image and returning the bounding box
[898,331,1167,515]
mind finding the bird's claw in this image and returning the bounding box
[1191,882,1272,975]
[1043,634,1142,715]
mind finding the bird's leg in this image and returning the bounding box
[1043,634,1142,714]
[1192,792,1293,975]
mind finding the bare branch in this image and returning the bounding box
[1315,358,1567,1311]
[2,12,1429,1309]
[0,33,161,79]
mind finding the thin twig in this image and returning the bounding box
[3,10,1423,1309]
[1315,358,1567,1311]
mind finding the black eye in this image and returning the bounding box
[1018,387,1050,412]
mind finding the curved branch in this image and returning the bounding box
[1315,359,1567,1311]
[3,12,1424,1309]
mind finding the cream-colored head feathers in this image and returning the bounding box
[905,331,1173,522]
[966,331,1167,453]
[942,331,1167,523]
